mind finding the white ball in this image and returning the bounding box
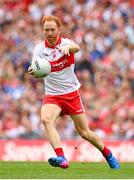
[31,56,51,77]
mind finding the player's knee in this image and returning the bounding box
[41,116,52,128]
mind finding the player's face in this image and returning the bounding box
[43,20,61,46]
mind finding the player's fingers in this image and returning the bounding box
[28,69,35,76]
[28,66,32,71]
[57,46,70,55]
[28,67,33,73]
[67,52,70,56]
[61,47,65,53]
[34,76,40,78]
[28,66,41,78]
[65,48,70,56]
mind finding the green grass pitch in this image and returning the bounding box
[0,162,133,179]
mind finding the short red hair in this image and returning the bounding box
[42,15,61,28]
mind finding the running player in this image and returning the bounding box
[28,15,120,169]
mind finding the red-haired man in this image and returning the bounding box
[28,15,120,169]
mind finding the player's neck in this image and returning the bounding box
[48,41,57,47]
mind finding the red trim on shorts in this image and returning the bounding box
[42,90,85,116]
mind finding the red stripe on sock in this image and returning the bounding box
[54,148,64,157]
[101,146,111,157]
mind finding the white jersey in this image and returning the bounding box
[32,37,81,95]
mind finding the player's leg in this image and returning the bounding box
[41,104,61,148]
[70,113,120,169]
[71,113,104,150]
[41,104,68,168]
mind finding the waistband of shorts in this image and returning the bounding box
[45,89,80,97]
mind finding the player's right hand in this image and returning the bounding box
[28,66,34,75]
[28,66,39,78]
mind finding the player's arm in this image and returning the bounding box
[58,41,80,56]
[28,45,40,78]
[68,42,80,53]
[28,58,38,78]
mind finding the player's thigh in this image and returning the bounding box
[70,113,89,133]
[41,104,62,124]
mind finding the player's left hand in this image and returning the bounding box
[58,45,70,56]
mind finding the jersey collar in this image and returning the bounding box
[45,38,61,48]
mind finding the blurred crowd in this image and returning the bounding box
[0,0,134,140]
